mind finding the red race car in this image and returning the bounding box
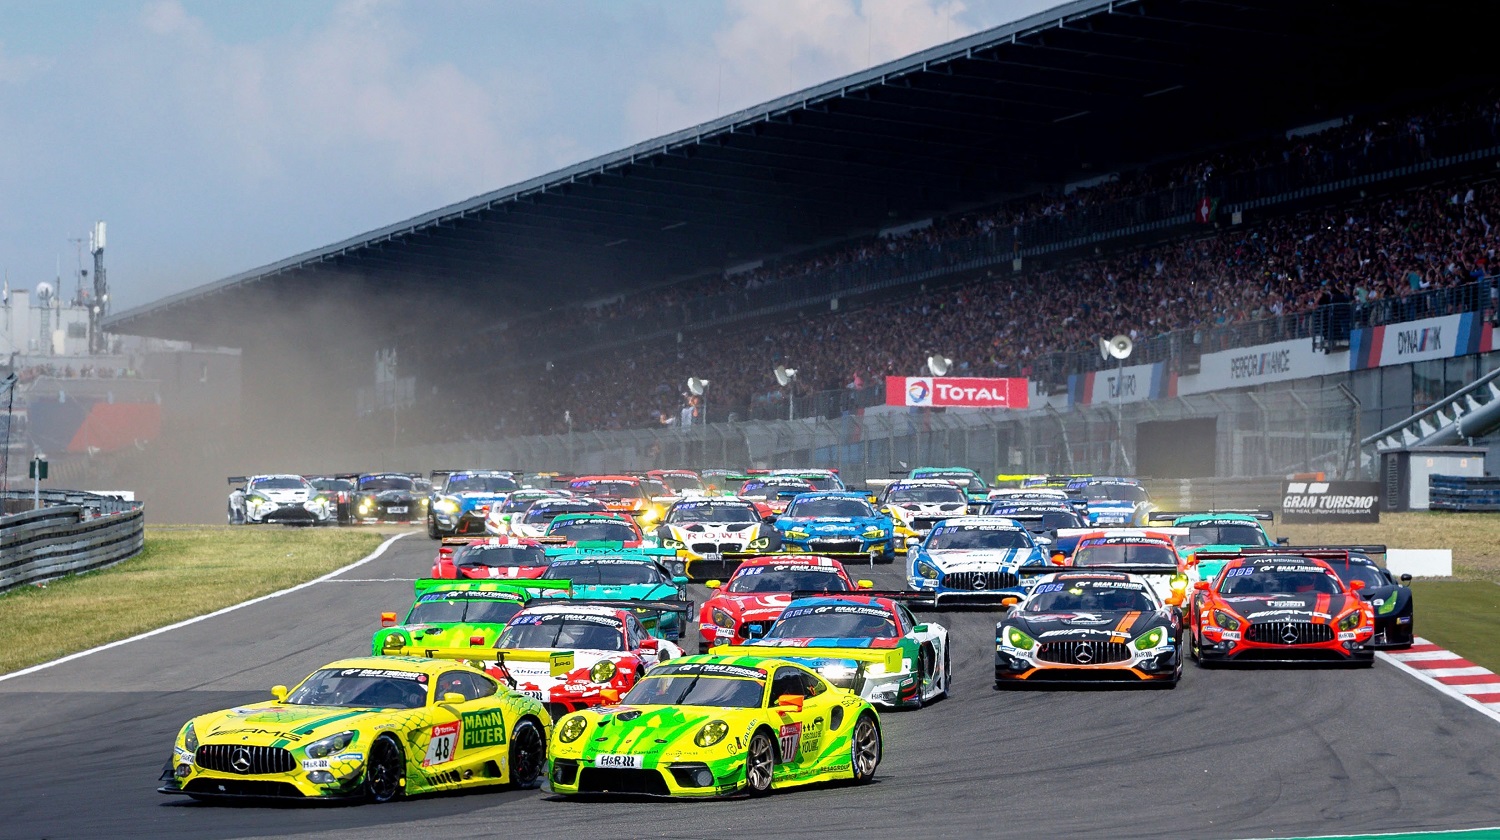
[430,536,552,580]
[698,556,871,650]
[1188,552,1375,666]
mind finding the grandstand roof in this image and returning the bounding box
[108,0,1473,345]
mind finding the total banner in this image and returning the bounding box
[1281,480,1381,523]
[886,376,1029,409]
[1349,311,1496,370]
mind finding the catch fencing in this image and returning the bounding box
[0,501,145,593]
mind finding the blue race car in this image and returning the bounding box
[427,469,523,538]
[775,491,896,563]
[1066,477,1154,527]
[907,516,1051,605]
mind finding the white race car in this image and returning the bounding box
[227,474,333,525]
[877,479,972,553]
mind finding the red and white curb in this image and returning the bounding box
[1379,638,1500,725]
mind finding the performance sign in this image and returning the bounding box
[1281,480,1381,523]
[886,377,1029,409]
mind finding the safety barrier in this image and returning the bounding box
[1428,474,1500,512]
[0,505,145,593]
[0,489,142,518]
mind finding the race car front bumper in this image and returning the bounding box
[158,750,367,800]
[548,753,746,798]
[995,644,1180,683]
[1366,615,1414,650]
[1195,635,1375,664]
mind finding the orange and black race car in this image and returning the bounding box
[994,571,1183,687]
[1187,552,1375,666]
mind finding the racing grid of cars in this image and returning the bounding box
[186,468,1414,805]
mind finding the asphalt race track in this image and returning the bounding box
[4,534,1500,840]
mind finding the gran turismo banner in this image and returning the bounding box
[1281,480,1381,523]
[886,377,1029,409]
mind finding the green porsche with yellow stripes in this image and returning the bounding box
[158,656,550,802]
[548,654,881,797]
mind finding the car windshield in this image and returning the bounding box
[310,479,353,492]
[1081,484,1148,502]
[1181,524,1270,547]
[741,482,810,500]
[496,613,624,651]
[785,498,873,518]
[542,560,663,586]
[661,474,704,492]
[524,503,605,523]
[286,668,428,709]
[623,674,765,708]
[990,508,1082,531]
[548,519,637,542]
[361,475,414,491]
[889,486,967,504]
[800,476,842,491]
[917,473,984,493]
[407,597,524,625]
[727,567,851,593]
[1219,567,1342,596]
[253,477,307,490]
[667,502,760,524]
[577,481,643,500]
[446,475,519,493]
[502,496,550,513]
[1329,562,1387,588]
[456,546,548,567]
[1025,582,1157,613]
[1073,543,1178,566]
[766,603,897,639]
[926,525,1031,551]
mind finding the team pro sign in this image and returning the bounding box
[1282,480,1381,523]
[886,377,1030,409]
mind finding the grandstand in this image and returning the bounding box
[94,0,1500,519]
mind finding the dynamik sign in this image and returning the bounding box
[886,376,1029,408]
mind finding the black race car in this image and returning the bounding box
[995,571,1183,687]
[306,474,358,524]
[352,472,427,523]
[1243,546,1413,651]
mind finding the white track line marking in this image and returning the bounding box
[1378,648,1500,727]
[1452,682,1500,695]
[1386,649,1465,662]
[1408,665,1493,678]
[0,532,410,684]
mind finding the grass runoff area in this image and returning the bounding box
[1280,512,1500,672]
[0,525,384,676]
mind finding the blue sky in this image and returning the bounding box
[0,0,1059,310]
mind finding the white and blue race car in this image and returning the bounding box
[427,469,522,539]
[906,516,1051,605]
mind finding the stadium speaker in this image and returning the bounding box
[686,377,709,396]
[774,367,797,387]
[1103,334,1133,361]
[926,355,952,376]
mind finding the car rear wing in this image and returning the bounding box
[412,578,572,598]
[559,597,693,615]
[790,589,938,609]
[1233,544,1387,556]
[709,644,903,675]
[1055,527,1188,539]
[1148,509,1275,522]
[1048,564,1184,576]
[227,476,249,485]
[396,646,577,685]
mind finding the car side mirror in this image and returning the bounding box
[1165,594,1184,607]
[1400,573,1412,585]
[639,638,660,652]
[775,694,804,712]
[442,692,466,705]
[1001,596,1018,607]
[380,612,398,627]
[271,685,288,702]
[1350,579,1366,591]
[857,579,874,589]
[705,579,723,590]
[878,506,891,516]
[672,575,689,586]
[599,688,621,705]
[913,624,929,633]
[743,624,769,640]
[1276,536,1290,546]
[1050,552,1065,566]
[867,495,878,505]
[1194,581,1209,591]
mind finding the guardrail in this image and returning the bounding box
[0,489,142,518]
[0,506,146,593]
[1428,474,1500,512]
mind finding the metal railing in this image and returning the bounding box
[0,505,145,593]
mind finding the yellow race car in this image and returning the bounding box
[158,656,550,802]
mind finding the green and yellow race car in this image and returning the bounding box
[548,654,881,797]
[158,656,550,802]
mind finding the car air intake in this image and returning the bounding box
[1246,621,1335,645]
[195,745,296,775]
[1036,640,1131,665]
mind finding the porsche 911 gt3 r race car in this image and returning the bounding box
[876,479,972,553]
[774,492,896,563]
[227,474,334,525]
[995,571,1182,687]
[158,656,550,802]
[427,470,521,538]
[1188,553,1375,666]
[655,497,782,581]
[547,655,881,798]
[699,556,871,649]
[721,593,948,709]
[484,489,568,536]
[906,517,1050,605]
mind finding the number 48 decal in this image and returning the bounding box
[424,722,460,766]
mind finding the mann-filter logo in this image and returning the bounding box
[1282,481,1381,523]
[460,709,507,749]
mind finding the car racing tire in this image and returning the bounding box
[942,641,952,699]
[910,645,934,710]
[745,729,776,796]
[508,718,546,788]
[426,515,439,539]
[850,712,881,783]
[364,734,406,803]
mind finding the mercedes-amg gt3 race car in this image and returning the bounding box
[906,516,1050,605]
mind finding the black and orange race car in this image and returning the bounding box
[1187,552,1375,666]
[994,571,1183,687]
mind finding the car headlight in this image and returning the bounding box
[435,499,460,514]
[1213,610,1241,632]
[863,528,886,539]
[305,730,356,758]
[358,498,374,511]
[1004,626,1036,650]
[917,560,941,580]
[1337,611,1362,631]
[558,716,588,743]
[662,538,685,550]
[783,530,809,540]
[711,608,736,629]
[694,720,729,748]
[1132,627,1166,651]
[1169,574,1188,593]
[381,632,408,651]
[182,721,199,752]
[589,660,617,683]
[1378,596,1399,615]
[749,536,770,549]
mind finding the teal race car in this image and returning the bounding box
[538,546,692,640]
[1148,510,1283,581]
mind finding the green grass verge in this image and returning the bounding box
[0,525,385,675]
[1408,580,1500,674]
